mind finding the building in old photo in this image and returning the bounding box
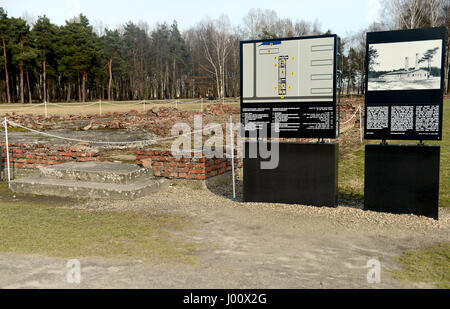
[380,53,430,81]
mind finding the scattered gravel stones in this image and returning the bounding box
[77,181,449,238]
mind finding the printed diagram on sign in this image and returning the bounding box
[240,35,339,139]
[278,56,289,97]
[241,37,335,103]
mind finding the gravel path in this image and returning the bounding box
[1,181,448,289]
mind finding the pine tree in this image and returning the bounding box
[0,8,11,103]
[9,17,33,104]
[103,29,124,101]
[57,14,100,102]
[169,21,190,98]
[31,16,57,103]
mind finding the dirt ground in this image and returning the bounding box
[0,100,239,117]
[0,101,447,289]
[1,181,448,289]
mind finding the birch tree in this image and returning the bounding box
[198,16,232,99]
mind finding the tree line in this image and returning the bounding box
[342,0,450,96]
[0,1,449,104]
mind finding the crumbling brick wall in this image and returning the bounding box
[0,143,100,169]
[136,149,239,180]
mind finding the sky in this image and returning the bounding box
[1,0,382,37]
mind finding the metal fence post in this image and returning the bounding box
[4,117,11,188]
[230,116,236,202]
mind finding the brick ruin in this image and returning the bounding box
[136,150,238,180]
[0,101,361,181]
[1,143,100,170]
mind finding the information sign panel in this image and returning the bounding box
[241,34,340,138]
[365,27,446,140]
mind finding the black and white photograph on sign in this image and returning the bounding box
[368,40,442,91]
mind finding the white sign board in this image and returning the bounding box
[242,37,336,103]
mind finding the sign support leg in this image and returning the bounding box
[230,116,236,202]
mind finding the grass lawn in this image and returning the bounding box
[0,183,198,264]
[389,243,450,289]
[339,99,450,207]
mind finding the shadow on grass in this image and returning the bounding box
[206,176,366,210]
[0,181,85,206]
[338,190,364,210]
[205,178,244,203]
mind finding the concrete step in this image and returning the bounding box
[39,162,153,185]
[10,176,169,200]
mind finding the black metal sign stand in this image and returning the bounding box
[364,143,440,219]
[243,142,338,207]
[363,27,445,220]
[240,34,342,208]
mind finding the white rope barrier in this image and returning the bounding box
[0,99,236,116]
[6,120,155,145]
[5,118,224,145]
[47,101,100,108]
[0,103,46,112]
[339,105,363,144]
[340,105,361,126]
[102,101,144,106]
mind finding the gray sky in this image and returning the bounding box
[2,0,382,36]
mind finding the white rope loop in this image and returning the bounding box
[340,105,362,126]
[0,103,46,113]
[47,101,101,108]
[5,118,224,146]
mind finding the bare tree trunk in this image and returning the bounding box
[67,81,71,102]
[43,60,47,103]
[129,71,133,99]
[20,63,24,104]
[172,58,176,98]
[19,37,25,104]
[82,70,86,102]
[78,73,81,102]
[38,74,42,101]
[165,60,169,98]
[108,58,112,101]
[2,38,10,103]
[26,69,32,104]
[429,0,443,27]
[47,79,50,102]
